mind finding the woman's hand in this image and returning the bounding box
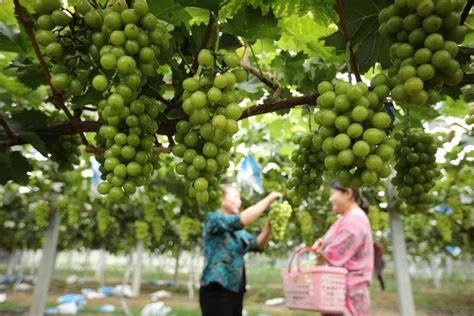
[267,192,283,204]
[311,238,324,254]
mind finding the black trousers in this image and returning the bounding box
[199,283,244,316]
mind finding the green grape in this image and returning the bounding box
[296,211,314,246]
[269,201,293,241]
[134,220,149,241]
[392,128,439,213]
[378,1,465,106]
[171,49,247,205]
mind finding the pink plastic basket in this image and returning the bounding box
[281,247,347,313]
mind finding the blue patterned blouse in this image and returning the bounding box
[200,211,259,293]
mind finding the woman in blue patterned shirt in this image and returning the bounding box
[199,185,282,316]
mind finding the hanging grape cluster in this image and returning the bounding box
[30,201,50,228]
[49,135,82,172]
[465,104,474,125]
[178,216,202,243]
[309,79,395,188]
[392,128,440,212]
[96,207,110,237]
[134,220,149,241]
[378,0,465,106]
[296,211,314,246]
[287,133,326,206]
[172,49,248,205]
[269,200,293,241]
[143,198,164,240]
[33,0,169,201]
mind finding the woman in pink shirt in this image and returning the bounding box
[312,182,374,316]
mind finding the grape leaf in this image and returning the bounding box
[223,6,280,42]
[323,0,391,73]
[0,22,29,54]
[18,132,48,157]
[0,150,32,185]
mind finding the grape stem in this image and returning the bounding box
[240,45,280,97]
[335,0,362,82]
[191,10,217,74]
[13,0,92,149]
[0,114,21,145]
[461,0,473,25]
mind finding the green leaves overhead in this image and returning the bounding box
[0,22,30,54]
[223,6,280,42]
[0,150,32,185]
[324,0,391,73]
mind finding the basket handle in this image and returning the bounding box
[287,246,313,273]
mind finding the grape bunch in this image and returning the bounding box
[378,0,465,106]
[178,216,201,243]
[96,207,110,236]
[33,0,169,201]
[134,220,149,241]
[296,211,314,246]
[465,104,474,125]
[269,201,293,241]
[392,128,440,212]
[142,198,164,239]
[287,133,326,206]
[313,79,395,188]
[172,49,247,205]
[30,201,50,228]
[65,204,81,226]
[49,135,82,172]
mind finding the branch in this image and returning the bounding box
[240,45,280,96]
[461,0,473,25]
[13,0,91,148]
[0,114,21,145]
[154,145,172,154]
[239,93,319,120]
[191,11,216,73]
[335,0,362,82]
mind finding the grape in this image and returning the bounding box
[310,79,395,189]
[30,201,50,228]
[171,49,247,206]
[465,105,474,125]
[48,133,82,171]
[378,1,465,106]
[178,216,201,242]
[97,207,110,236]
[269,201,293,241]
[134,220,149,241]
[296,211,314,246]
[392,128,440,213]
[33,2,171,201]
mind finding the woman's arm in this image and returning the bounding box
[255,219,272,251]
[240,192,282,227]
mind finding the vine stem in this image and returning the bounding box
[240,45,280,95]
[335,0,362,82]
[461,0,473,25]
[0,114,20,144]
[13,0,92,150]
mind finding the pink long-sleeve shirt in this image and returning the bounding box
[322,208,374,315]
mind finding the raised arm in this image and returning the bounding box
[240,192,281,227]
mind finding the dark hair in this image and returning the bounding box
[331,181,368,213]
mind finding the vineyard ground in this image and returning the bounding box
[1,263,474,315]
